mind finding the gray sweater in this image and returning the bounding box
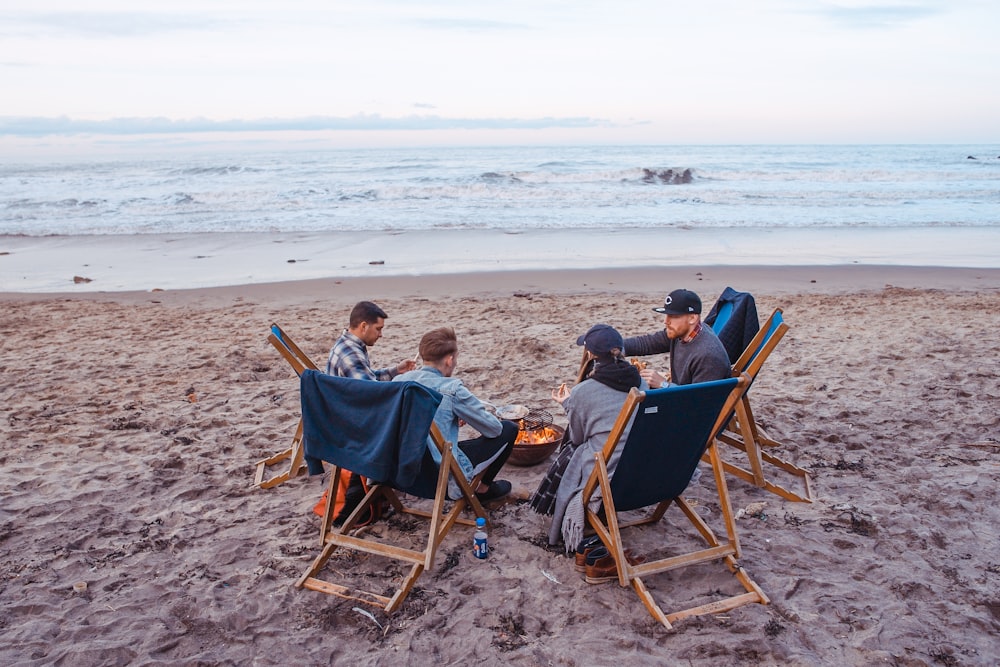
[623,324,731,385]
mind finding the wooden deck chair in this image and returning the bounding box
[253,323,319,489]
[712,308,813,503]
[582,375,768,629]
[294,371,489,613]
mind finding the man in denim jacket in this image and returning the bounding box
[394,327,517,502]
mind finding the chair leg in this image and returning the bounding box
[296,538,396,610]
[297,448,488,614]
[593,458,629,587]
[727,555,770,605]
[605,500,769,629]
[664,554,770,625]
[386,564,425,614]
[713,398,814,503]
[710,444,814,503]
[299,561,424,613]
[666,589,768,626]
[253,448,292,488]
[631,577,674,630]
[734,398,766,486]
[253,419,308,489]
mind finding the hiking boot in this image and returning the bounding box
[584,549,645,585]
[574,535,604,573]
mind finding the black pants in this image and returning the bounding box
[458,420,518,485]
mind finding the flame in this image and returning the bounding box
[516,425,562,445]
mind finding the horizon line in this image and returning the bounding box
[0,114,613,137]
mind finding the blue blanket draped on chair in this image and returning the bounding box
[299,369,442,490]
[705,286,760,364]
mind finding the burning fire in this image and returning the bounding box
[515,424,562,445]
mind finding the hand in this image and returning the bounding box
[640,368,668,389]
[551,383,570,404]
[397,359,417,374]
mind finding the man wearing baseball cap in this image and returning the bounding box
[623,289,731,388]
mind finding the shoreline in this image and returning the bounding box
[2,264,1000,305]
[2,226,1000,294]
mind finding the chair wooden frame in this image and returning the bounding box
[575,349,595,384]
[253,324,317,489]
[295,422,489,613]
[711,308,813,503]
[582,375,768,629]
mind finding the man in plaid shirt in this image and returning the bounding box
[326,301,416,381]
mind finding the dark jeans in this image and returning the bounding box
[458,420,518,485]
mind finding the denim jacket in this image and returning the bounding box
[393,367,502,482]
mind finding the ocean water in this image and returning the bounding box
[2,144,999,236]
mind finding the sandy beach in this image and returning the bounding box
[3,226,1000,292]
[2,265,999,665]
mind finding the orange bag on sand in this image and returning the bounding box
[313,469,384,527]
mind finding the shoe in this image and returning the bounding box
[584,549,646,585]
[476,480,512,502]
[574,535,604,573]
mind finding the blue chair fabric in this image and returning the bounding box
[610,378,739,511]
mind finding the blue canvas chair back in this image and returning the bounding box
[609,377,740,512]
[710,301,735,334]
[268,323,319,375]
[271,323,290,350]
[743,310,784,373]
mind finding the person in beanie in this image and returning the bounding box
[624,289,731,387]
[530,324,646,552]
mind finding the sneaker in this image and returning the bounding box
[476,480,512,502]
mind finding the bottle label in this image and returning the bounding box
[473,534,488,559]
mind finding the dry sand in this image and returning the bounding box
[2,266,999,665]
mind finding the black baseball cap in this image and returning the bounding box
[576,323,624,358]
[653,289,702,316]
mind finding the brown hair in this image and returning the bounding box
[349,301,388,328]
[419,327,457,363]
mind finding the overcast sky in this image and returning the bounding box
[1,1,998,154]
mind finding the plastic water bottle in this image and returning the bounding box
[473,517,489,559]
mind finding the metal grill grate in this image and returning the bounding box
[518,407,553,431]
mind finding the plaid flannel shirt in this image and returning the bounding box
[326,330,396,381]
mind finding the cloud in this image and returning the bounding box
[0,114,611,137]
[0,11,229,39]
[406,17,530,32]
[819,4,941,30]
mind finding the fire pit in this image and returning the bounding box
[509,408,564,467]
